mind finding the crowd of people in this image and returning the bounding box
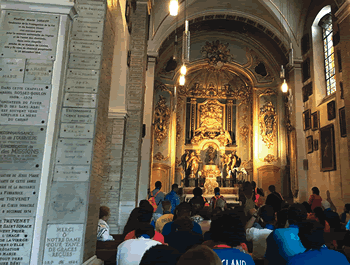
[97,181,350,265]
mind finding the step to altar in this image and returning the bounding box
[180,187,240,204]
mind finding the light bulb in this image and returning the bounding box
[169,0,178,16]
[179,75,185,85]
[180,64,187,75]
[281,79,288,93]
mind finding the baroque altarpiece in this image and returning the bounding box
[151,39,293,196]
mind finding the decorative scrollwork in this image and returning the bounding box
[176,118,182,143]
[241,160,253,169]
[153,152,169,161]
[155,80,172,95]
[259,102,277,149]
[240,124,250,145]
[201,40,232,67]
[258,88,276,97]
[262,154,278,163]
[154,95,170,145]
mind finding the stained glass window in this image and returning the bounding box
[321,14,336,95]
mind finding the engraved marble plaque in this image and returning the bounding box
[61,108,96,124]
[70,40,102,54]
[72,18,104,41]
[0,217,35,264]
[0,125,46,170]
[67,69,99,79]
[24,60,53,84]
[0,171,40,217]
[75,4,106,18]
[76,0,105,6]
[65,78,98,93]
[0,11,59,59]
[0,83,52,125]
[60,123,94,138]
[68,54,101,70]
[47,182,88,223]
[56,139,93,164]
[63,93,97,108]
[43,224,84,264]
[53,166,90,182]
[0,58,25,83]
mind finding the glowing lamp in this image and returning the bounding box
[281,79,288,93]
[180,64,187,75]
[179,75,185,85]
[169,0,178,16]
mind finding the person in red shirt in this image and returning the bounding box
[308,187,322,211]
[124,203,165,244]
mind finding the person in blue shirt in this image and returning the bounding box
[340,204,350,225]
[162,202,202,237]
[265,203,308,265]
[211,210,255,265]
[287,220,349,264]
[165,184,180,214]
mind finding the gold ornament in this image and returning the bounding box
[154,95,170,145]
[153,152,169,161]
[262,154,278,163]
[259,102,277,149]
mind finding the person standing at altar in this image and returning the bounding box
[210,187,227,210]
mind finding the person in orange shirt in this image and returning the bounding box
[308,187,323,211]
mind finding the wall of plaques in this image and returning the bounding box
[0,0,107,264]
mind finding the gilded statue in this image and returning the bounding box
[259,102,277,149]
[199,101,223,131]
[179,150,190,172]
[187,151,202,178]
[216,129,232,146]
[154,95,170,145]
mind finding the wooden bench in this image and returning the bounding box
[96,234,124,265]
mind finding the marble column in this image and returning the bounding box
[289,59,308,202]
[139,55,157,201]
[335,0,350,202]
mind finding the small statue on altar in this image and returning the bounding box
[217,129,232,146]
[221,151,241,187]
[205,145,217,165]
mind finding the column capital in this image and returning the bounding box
[0,0,77,18]
[335,0,350,24]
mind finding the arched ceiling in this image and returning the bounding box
[148,0,320,56]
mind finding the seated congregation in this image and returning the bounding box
[97,182,350,265]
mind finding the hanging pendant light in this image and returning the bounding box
[180,64,187,75]
[169,0,178,16]
[179,75,185,85]
[281,79,288,93]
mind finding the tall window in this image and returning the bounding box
[320,14,336,95]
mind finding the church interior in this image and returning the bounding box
[1,0,350,264]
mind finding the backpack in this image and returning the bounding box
[148,190,161,212]
[203,197,210,207]
[212,195,224,209]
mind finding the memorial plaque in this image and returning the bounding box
[75,4,106,18]
[70,40,102,54]
[63,93,97,108]
[65,78,98,93]
[60,123,94,138]
[0,217,35,264]
[61,108,96,124]
[68,54,101,70]
[0,11,59,59]
[65,69,99,93]
[53,166,90,182]
[43,224,84,264]
[24,60,53,84]
[56,139,93,164]
[0,58,25,83]
[0,170,40,217]
[72,18,104,41]
[0,83,52,125]
[47,182,88,222]
[0,125,46,170]
[76,0,105,7]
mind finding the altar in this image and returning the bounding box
[181,187,241,205]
